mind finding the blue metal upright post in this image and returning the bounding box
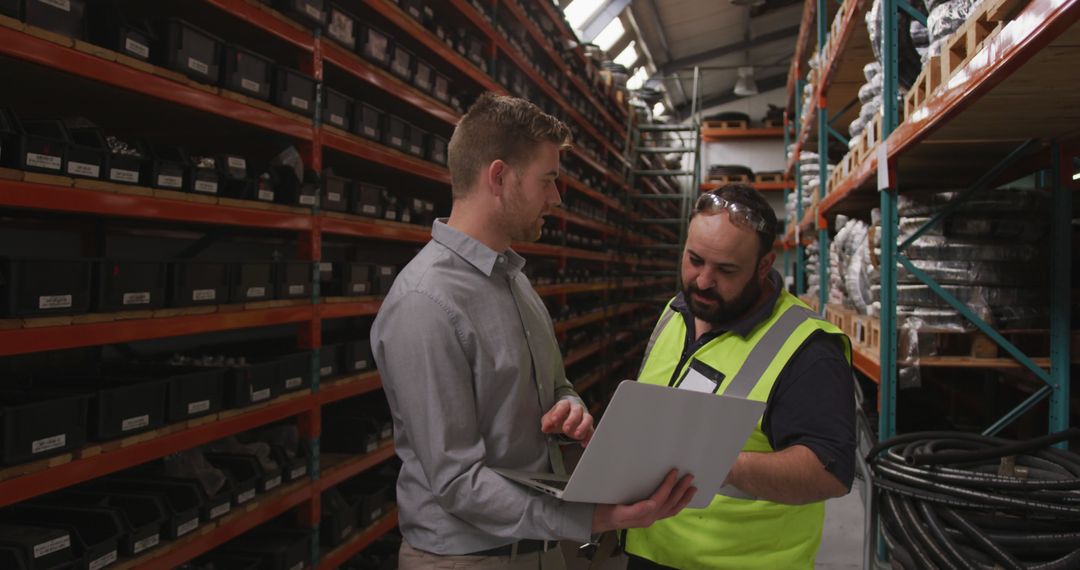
[794,79,806,295]
[817,0,830,315]
[783,121,792,281]
[1049,143,1072,445]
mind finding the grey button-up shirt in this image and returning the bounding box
[370,220,594,555]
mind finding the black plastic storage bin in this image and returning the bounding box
[271,166,319,207]
[0,390,88,466]
[360,25,392,66]
[197,553,262,570]
[342,262,372,296]
[14,118,67,175]
[321,416,381,455]
[222,358,279,408]
[168,261,228,307]
[0,107,19,168]
[343,338,373,373]
[229,261,275,303]
[82,478,200,541]
[106,363,223,423]
[95,259,167,312]
[406,123,426,158]
[413,58,434,93]
[325,2,358,50]
[203,453,259,506]
[0,258,92,317]
[272,66,316,117]
[320,488,357,547]
[428,134,448,165]
[145,144,187,191]
[94,131,147,186]
[374,265,397,295]
[322,86,353,131]
[276,350,312,392]
[222,44,273,101]
[338,474,392,526]
[353,102,383,142]
[1,503,123,570]
[188,155,221,196]
[24,0,86,39]
[351,182,384,218]
[0,524,76,570]
[154,19,222,84]
[390,43,414,82]
[207,451,283,494]
[101,476,208,531]
[433,72,450,102]
[321,170,350,213]
[383,115,408,151]
[275,261,311,300]
[216,153,255,198]
[62,123,107,180]
[86,0,151,60]
[44,490,164,556]
[319,342,342,379]
[273,0,325,28]
[220,527,310,570]
[33,375,168,442]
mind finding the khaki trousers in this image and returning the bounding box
[399,539,568,570]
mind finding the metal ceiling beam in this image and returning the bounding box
[580,0,633,43]
[674,73,788,113]
[660,25,800,74]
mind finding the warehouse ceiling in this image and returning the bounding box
[558,0,803,118]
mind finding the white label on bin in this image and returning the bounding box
[251,388,271,402]
[319,262,333,272]
[188,400,210,414]
[187,57,209,75]
[241,78,261,93]
[133,534,159,554]
[39,295,72,309]
[320,366,332,377]
[328,192,341,202]
[288,284,305,295]
[365,441,377,453]
[67,161,100,178]
[32,434,66,454]
[291,96,310,111]
[289,563,304,570]
[390,136,402,147]
[341,525,353,539]
[285,376,303,389]
[410,145,422,155]
[237,489,256,503]
[110,168,140,183]
[381,427,392,439]
[258,189,275,201]
[351,283,368,294]
[329,113,346,128]
[26,152,62,170]
[33,535,70,558]
[264,475,281,491]
[177,519,199,537]
[290,465,307,479]
[193,288,216,301]
[299,195,316,206]
[125,38,149,58]
[89,550,117,570]
[371,507,382,520]
[227,157,247,170]
[380,267,393,276]
[363,126,376,137]
[123,292,151,305]
[122,414,150,432]
[157,174,183,188]
[361,205,376,215]
[40,0,70,10]
[304,4,322,19]
[384,211,396,221]
[210,503,231,519]
[194,180,218,194]
[354,359,368,370]
[246,286,266,298]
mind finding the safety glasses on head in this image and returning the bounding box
[692,192,770,233]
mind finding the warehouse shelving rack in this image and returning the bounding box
[0,0,677,566]
[784,0,1078,564]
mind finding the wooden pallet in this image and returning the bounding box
[901,328,1055,361]
[903,54,943,121]
[703,119,749,129]
[706,174,751,184]
[762,118,782,128]
[755,172,784,183]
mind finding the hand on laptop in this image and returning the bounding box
[541,400,594,446]
[591,469,697,533]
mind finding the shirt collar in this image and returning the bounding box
[430,219,526,277]
[672,269,785,338]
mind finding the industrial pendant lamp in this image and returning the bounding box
[733,66,759,96]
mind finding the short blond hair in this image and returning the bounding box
[447,92,572,198]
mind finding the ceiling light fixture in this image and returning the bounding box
[733,66,759,96]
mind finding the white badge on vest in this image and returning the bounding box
[675,359,725,394]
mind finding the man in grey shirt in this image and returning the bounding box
[371,93,696,569]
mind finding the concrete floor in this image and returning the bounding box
[563,480,867,570]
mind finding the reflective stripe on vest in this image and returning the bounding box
[626,291,850,570]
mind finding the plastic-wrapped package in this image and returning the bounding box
[898,216,1047,242]
[928,0,979,44]
[910,20,930,47]
[849,116,867,140]
[859,96,883,125]
[864,62,881,82]
[896,259,1042,287]
[858,79,882,105]
[164,448,228,497]
[896,188,1049,216]
[892,235,1042,262]
[871,284,1045,308]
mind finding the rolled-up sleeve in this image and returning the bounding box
[372,289,594,544]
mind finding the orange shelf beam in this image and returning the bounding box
[319,215,431,243]
[318,509,400,569]
[203,0,316,51]
[322,130,451,185]
[319,298,384,320]
[317,443,396,492]
[318,372,384,404]
[701,127,785,141]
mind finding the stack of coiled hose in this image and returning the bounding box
[868,428,1080,569]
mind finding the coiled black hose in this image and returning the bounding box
[869,429,1080,569]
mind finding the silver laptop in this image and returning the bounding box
[494,380,765,509]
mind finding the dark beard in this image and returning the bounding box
[683,274,762,326]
